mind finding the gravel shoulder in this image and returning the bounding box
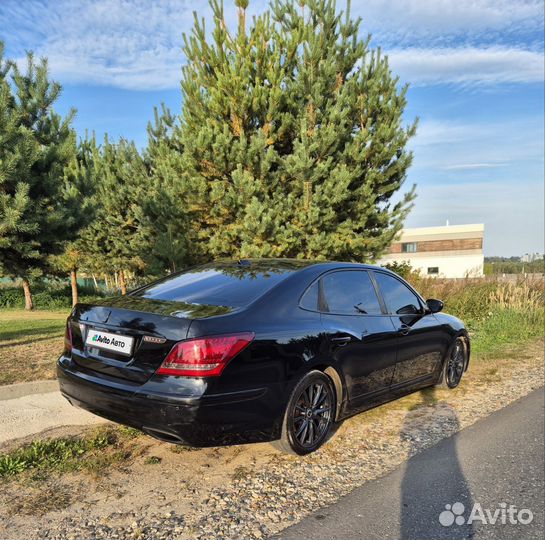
[0,338,543,540]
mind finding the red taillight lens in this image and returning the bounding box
[64,321,73,353]
[157,332,255,377]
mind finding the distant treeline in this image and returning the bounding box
[484,258,544,275]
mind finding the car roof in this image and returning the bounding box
[209,258,389,278]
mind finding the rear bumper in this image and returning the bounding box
[57,355,280,446]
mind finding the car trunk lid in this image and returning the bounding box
[68,296,235,383]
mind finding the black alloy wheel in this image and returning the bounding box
[277,370,335,455]
[446,337,466,388]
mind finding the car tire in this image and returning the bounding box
[437,336,467,389]
[274,370,336,455]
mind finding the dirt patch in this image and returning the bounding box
[0,339,543,540]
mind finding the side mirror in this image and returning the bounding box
[426,299,444,313]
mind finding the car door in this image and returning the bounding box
[319,270,399,404]
[372,271,449,386]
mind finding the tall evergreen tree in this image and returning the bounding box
[80,137,147,294]
[178,0,416,262]
[0,44,78,309]
[49,135,99,305]
[142,105,189,273]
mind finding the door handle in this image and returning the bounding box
[332,336,352,346]
[398,324,411,335]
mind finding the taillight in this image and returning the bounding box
[157,332,255,377]
[64,321,73,353]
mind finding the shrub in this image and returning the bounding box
[0,281,106,310]
[409,275,544,355]
[411,275,544,323]
[382,261,417,280]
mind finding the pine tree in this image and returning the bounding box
[178,0,416,262]
[49,135,99,305]
[142,105,189,273]
[80,137,147,294]
[0,44,78,309]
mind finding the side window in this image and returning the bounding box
[374,272,422,315]
[300,281,319,311]
[322,271,382,315]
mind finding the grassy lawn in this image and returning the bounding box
[0,310,68,385]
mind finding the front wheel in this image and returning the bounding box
[274,370,336,455]
[438,337,467,389]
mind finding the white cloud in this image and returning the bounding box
[1,0,543,90]
[441,163,506,170]
[388,47,544,86]
[352,0,544,43]
[409,117,544,173]
[2,0,267,90]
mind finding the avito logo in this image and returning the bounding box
[439,502,534,527]
[92,334,111,345]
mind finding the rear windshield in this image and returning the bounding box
[132,264,293,307]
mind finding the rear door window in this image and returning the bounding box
[322,271,382,315]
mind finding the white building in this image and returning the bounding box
[378,224,484,278]
[521,253,543,263]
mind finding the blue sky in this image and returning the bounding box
[1,0,544,256]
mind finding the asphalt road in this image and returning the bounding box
[275,387,544,540]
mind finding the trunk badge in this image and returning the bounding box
[143,336,166,344]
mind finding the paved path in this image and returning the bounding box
[275,388,544,540]
[0,381,106,445]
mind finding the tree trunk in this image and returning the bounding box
[22,278,34,311]
[70,268,79,307]
[92,273,98,290]
[119,269,127,295]
[104,274,110,291]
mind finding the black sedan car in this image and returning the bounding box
[58,259,469,455]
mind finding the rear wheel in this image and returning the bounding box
[275,370,335,455]
[438,337,467,389]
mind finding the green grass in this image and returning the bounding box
[469,308,545,358]
[0,310,69,384]
[0,319,65,343]
[0,426,141,479]
[0,310,67,342]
